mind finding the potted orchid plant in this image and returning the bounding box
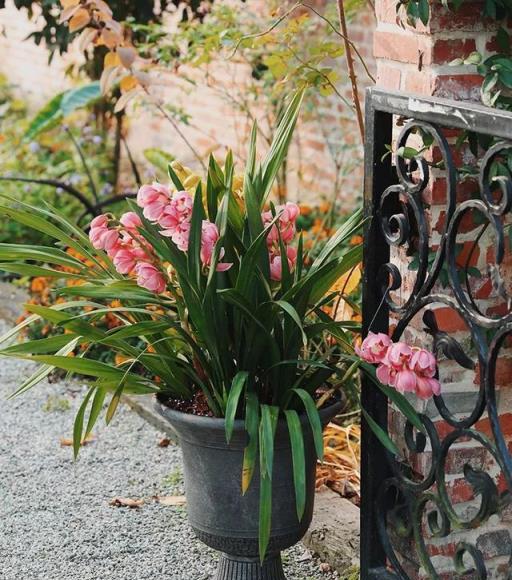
[0,92,437,579]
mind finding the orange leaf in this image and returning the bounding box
[120,75,138,93]
[60,0,79,8]
[60,434,94,447]
[110,497,144,508]
[69,9,91,33]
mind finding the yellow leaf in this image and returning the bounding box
[104,51,120,69]
[154,495,187,507]
[60,0,79,7]
[69,8,91,33]
[330,264,362,296]
[120,75,138,93]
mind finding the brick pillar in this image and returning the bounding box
[373,2,512,577]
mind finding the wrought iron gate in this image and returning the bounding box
[361,89,512,579]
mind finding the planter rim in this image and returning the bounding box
[154,392,344,431]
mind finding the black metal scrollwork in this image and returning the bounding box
[363,91,512,580]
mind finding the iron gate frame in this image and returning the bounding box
[361,88,512,579]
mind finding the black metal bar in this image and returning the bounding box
[360,90,394,579]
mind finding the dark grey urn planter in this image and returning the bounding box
[156,397,343,580]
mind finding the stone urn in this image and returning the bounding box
[156,397,342,580]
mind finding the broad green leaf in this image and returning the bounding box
[24,92,64,141]
[258,404,279,563]
[225,371,248,443]
[85,386,107,438]
[188,182,205,288]
[285,410,306,521]
[61,82,101,116]
[73,387,95,459]
[242,390,259,494]
[261,91,304,203]
[258,469,272,564]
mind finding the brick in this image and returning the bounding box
[433,38,477,65]
[431,307,468,333]
[374,30,431,65]
[376,62,401,91]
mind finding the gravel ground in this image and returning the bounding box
[0,317,337,580]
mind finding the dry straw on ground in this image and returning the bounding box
[316,423,361,506]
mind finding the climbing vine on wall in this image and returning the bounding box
[398,1,512,111]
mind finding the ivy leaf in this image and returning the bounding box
[418,0,430,26]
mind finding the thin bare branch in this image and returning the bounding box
[336,0,365,143]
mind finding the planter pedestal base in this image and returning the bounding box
[216,553,286,580]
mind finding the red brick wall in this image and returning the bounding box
[375,1,512,576]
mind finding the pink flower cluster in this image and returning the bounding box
[262,202,300,281]
[357,332,441,399]
[89,212,167,294]
[137,183,232,272]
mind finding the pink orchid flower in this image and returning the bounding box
[119,212,142,230]
[137,183,170,222]
[159,191,193,231]
[269,246,297,281]
[263,202,300,246]
[200,220,232,272]
[134,262,167,294]
[356,332,392,364]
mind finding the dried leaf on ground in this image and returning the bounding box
[60,434,94,447]
[158,437,172,447]
[110,497,144,508]
[316,423,361,506]
[153,495,187,507]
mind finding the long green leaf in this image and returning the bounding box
[188,182,205,288]
[85,386,107,438]
[258,404,279,563]
[7,337,80,399]
[292,388,324,461]
[225,371,248,443]
[73,387,95,459]
[260,91,304,203]
[285,410,306,521]
[361,407,400,456]
[242,390,259,494]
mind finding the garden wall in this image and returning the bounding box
[374,1,512,576]
[0,0,376,205]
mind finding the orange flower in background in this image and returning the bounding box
[30,277,50,294]
[350,235,363,246]
[299,204,312,216]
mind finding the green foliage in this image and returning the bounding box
[0,89,419,560]
[0,76,121,245]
